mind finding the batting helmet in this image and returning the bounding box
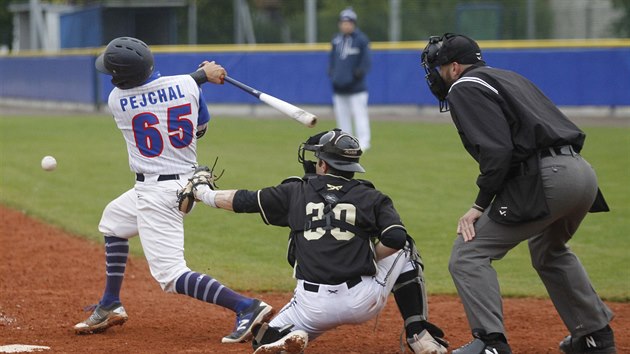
[95,37,154,90]
[300,129,365,173]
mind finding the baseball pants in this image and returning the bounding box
[333,91,370,150]
[98,173,194,293]
[449,152,614,338]
[269,248,415,341]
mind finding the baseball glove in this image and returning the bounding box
[177,159,223,214]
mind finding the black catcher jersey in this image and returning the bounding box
[257,174,406,284]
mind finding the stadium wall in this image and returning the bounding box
[1,41,628,109]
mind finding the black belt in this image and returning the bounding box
[303,277,362,292]
[135,173,179,182]
[540,145,574,158]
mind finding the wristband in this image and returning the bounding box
[197,185,218,208]
[471,204,485,212]
[190,69,208,85]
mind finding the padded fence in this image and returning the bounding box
[1,46,628,108]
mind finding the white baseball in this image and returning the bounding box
[41,155,57,171]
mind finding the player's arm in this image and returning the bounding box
[196,95,210,139]
[196,186,260,213]
[376,227,407,260]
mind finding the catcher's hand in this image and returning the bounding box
[177,160,223,214]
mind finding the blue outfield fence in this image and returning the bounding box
[1,44,629,108]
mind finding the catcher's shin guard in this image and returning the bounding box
[394,237,448,351]
[393,237,429,327]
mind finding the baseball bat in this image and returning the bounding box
[224,76,317,128]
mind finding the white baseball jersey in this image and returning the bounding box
[107,74,208,175]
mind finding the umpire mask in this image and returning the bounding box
[421,36,450,112]
[421,33,484,112]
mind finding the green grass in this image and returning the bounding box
[1,115,628,300]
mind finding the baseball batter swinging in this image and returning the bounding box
[73,37,272,343]
[182,129,448,354]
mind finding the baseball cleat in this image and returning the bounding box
[74,302,128,334]
[407,329,448,354]
[452,338,512,354]
[222,299,273,343]
[559,325,616,354]
[253,328,308,354]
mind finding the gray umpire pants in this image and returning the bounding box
[449,152,614,339]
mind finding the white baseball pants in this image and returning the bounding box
[98,173,194,293]
[333,91,370,150]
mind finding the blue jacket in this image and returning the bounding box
[328,29,371,94]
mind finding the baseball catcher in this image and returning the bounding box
[187,129,448,354]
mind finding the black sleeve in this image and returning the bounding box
[190,69,207,86]
[380,227,407,250]
[448,82,513,208]
[232,190,260,213]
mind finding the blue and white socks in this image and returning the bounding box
[175,271,253,312]
[100,236,129,307]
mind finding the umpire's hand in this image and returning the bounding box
[457,208,483,242]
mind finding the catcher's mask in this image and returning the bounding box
[421,33,483,112]
[96,37,154,90]
[298,129,365,173]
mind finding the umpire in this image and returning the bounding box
[421,33,616,354]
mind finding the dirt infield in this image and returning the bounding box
[1,205,628,354]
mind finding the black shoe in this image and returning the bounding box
[452,339,512,354]
[559,325,616,354]
[453,330,512,354]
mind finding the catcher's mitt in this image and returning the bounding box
[177,159,223,214]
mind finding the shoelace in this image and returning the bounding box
[82,304,98,312]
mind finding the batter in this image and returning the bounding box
[73,37,272,344]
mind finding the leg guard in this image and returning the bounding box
[393,237,449,350]
[392,237,428,325]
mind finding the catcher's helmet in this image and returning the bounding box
[300,129,365,173]
[95,37,154,89]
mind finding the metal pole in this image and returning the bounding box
[234,0,243,44]
[188,0,197,44]
[305,0,317,44]
[29,0,39,49]
[526,0,536,39]
[389,0,401,42]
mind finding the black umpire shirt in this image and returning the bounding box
[446,64,586,209]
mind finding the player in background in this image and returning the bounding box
[328,7,372,151]
[186,129,448,354]
[73,37,272,344]
[421,33,616,354]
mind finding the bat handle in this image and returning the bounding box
[224,76,262,98]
